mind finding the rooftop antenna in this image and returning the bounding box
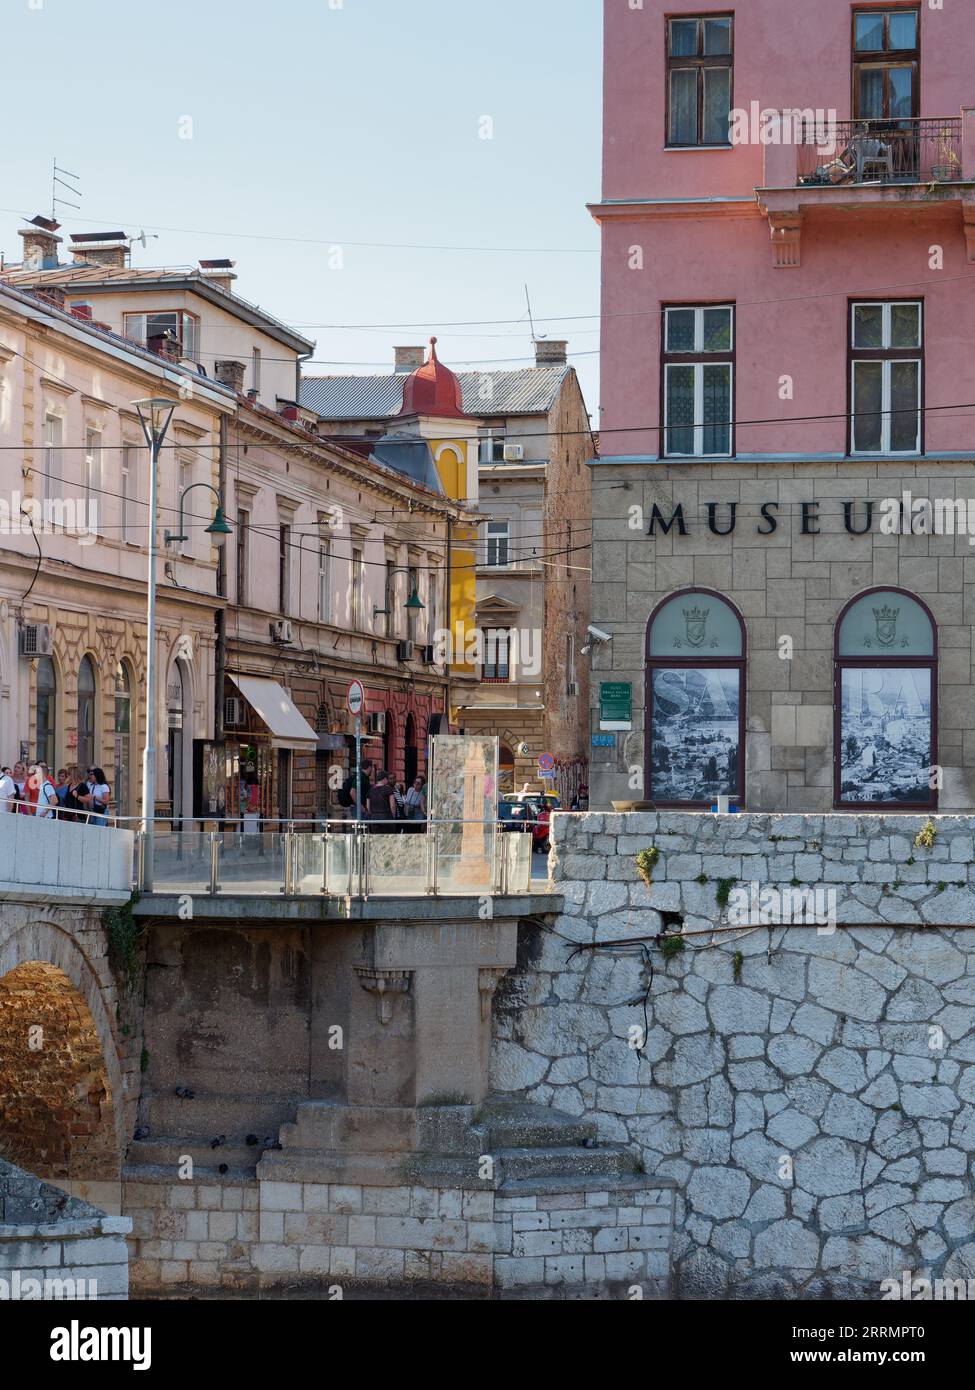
[51,157,81,221]
[524,284,537,347]
[129,229,160,260]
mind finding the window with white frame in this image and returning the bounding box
[485,520,511,567]
[177,455,193,556]
[663,305,734,457]
[43,413,63,505]
[318,538,331,625]
[482,627,511,681]
[123,311,199,359]
[122,444,139,544]
[850,301,923,455]
[84,428,102,532]
[478,430,507,464]
[351,547,364,630]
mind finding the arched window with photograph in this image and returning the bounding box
[835,588,937,808]
[77,655,96,772]
[645,589,746,807]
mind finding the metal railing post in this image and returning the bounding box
[282,830,295,895]
[208,831,220,896]
[135,831,145,892]
[321,828,329,896]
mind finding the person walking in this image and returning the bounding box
[32,764,59,819]
[405,776,427,830]
[0,766,16,813]
[12,762,29,813]
[366,770,397,830]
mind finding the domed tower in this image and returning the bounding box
[398,336,466,420]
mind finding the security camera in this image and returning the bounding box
[587,625,612,644]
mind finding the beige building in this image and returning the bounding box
[301,340,594,799]
[0,225,235,821]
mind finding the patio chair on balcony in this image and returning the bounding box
[850,135,893,183]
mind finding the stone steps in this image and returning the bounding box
[125,1136,268,1176]
[145,1091,299,1141]
[493,1144,638,1183]
[478,1101,598,1151]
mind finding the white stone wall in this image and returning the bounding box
[0,1161,131,1301]
[490,812,975,1298]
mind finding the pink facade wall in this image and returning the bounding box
[597,0,975,459]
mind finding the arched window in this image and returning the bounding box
[36,657,57,768]
[498,743,515,795]
[114,662,132,819]
[645,589,746,807]
[77,656,96,771]
[834,587,936,808]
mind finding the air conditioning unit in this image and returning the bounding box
[396,640,414,662]
[19,624,53,658]
[420,644,437,665]
[503,444,524,462]
[367,711,387,735]
[567,681,581,697]
[271,619,294,645]
[224,697,244,727]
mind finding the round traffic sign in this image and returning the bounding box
[538,753,555,774]
[347,680,365,717]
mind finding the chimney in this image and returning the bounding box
[19,215,62,271]
[214,360,246,393]
[147,330,180,362]
[534,338,568,367]
[199,259,238,292]
[68,232,129,270]
[394,346,425,373]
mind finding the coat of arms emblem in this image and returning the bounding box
[864,605,907,650]
[677,605,709,649]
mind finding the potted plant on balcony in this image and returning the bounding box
[932,125,961,182]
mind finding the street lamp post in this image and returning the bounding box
[133,398,178,891]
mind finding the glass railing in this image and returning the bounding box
[127,818,542,898]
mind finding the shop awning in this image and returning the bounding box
[229,676,318,752]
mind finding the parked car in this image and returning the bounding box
[498,799,530,832]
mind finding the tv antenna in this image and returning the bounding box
[51,158,81,220]
[525,283,537,345]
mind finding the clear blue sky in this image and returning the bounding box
[0,0,603,410]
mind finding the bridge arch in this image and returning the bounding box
[0,917,126,1191]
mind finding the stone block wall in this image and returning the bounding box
[123,1172,674,1298]
[490,811,975,1298]
[0,1159,131,1300]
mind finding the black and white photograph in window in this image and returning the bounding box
[650,666,741,802]
[838,667,933,804]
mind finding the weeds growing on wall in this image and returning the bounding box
[915,819,938,851]
[103,894,144,996]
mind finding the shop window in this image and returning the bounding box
[645,589,745,806]
[835,587,936,808]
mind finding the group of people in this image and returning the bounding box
[0,763,112,824]
[338,763,428,828]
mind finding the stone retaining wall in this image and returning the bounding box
[0,1159,131,1300]
[124,1172,674,1298]
[490,812,975,1298]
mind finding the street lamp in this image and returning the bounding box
[164,482,232,547]
[373,568,425,622]
[133,397,178,892]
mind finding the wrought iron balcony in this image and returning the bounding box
[796,116,962,187]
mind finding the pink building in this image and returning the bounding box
[589,1,975,813]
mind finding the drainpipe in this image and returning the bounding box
[214,414,229,749]
[445,513,453,730]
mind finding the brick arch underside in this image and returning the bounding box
[0,924,124,1182]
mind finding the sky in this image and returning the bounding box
[0,0,603,411]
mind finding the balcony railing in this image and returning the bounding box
[796,117,962,187]
[127,818,538,898]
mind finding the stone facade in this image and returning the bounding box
[124,1172,673,1298]
[590,463,975,813]
[491,811,975,1298]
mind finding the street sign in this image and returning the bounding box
[538,753,555,775]
[600,681,632,731]
[591,734,616,748]
[347,680,365,717]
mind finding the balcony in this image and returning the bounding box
[757,109,975,267]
